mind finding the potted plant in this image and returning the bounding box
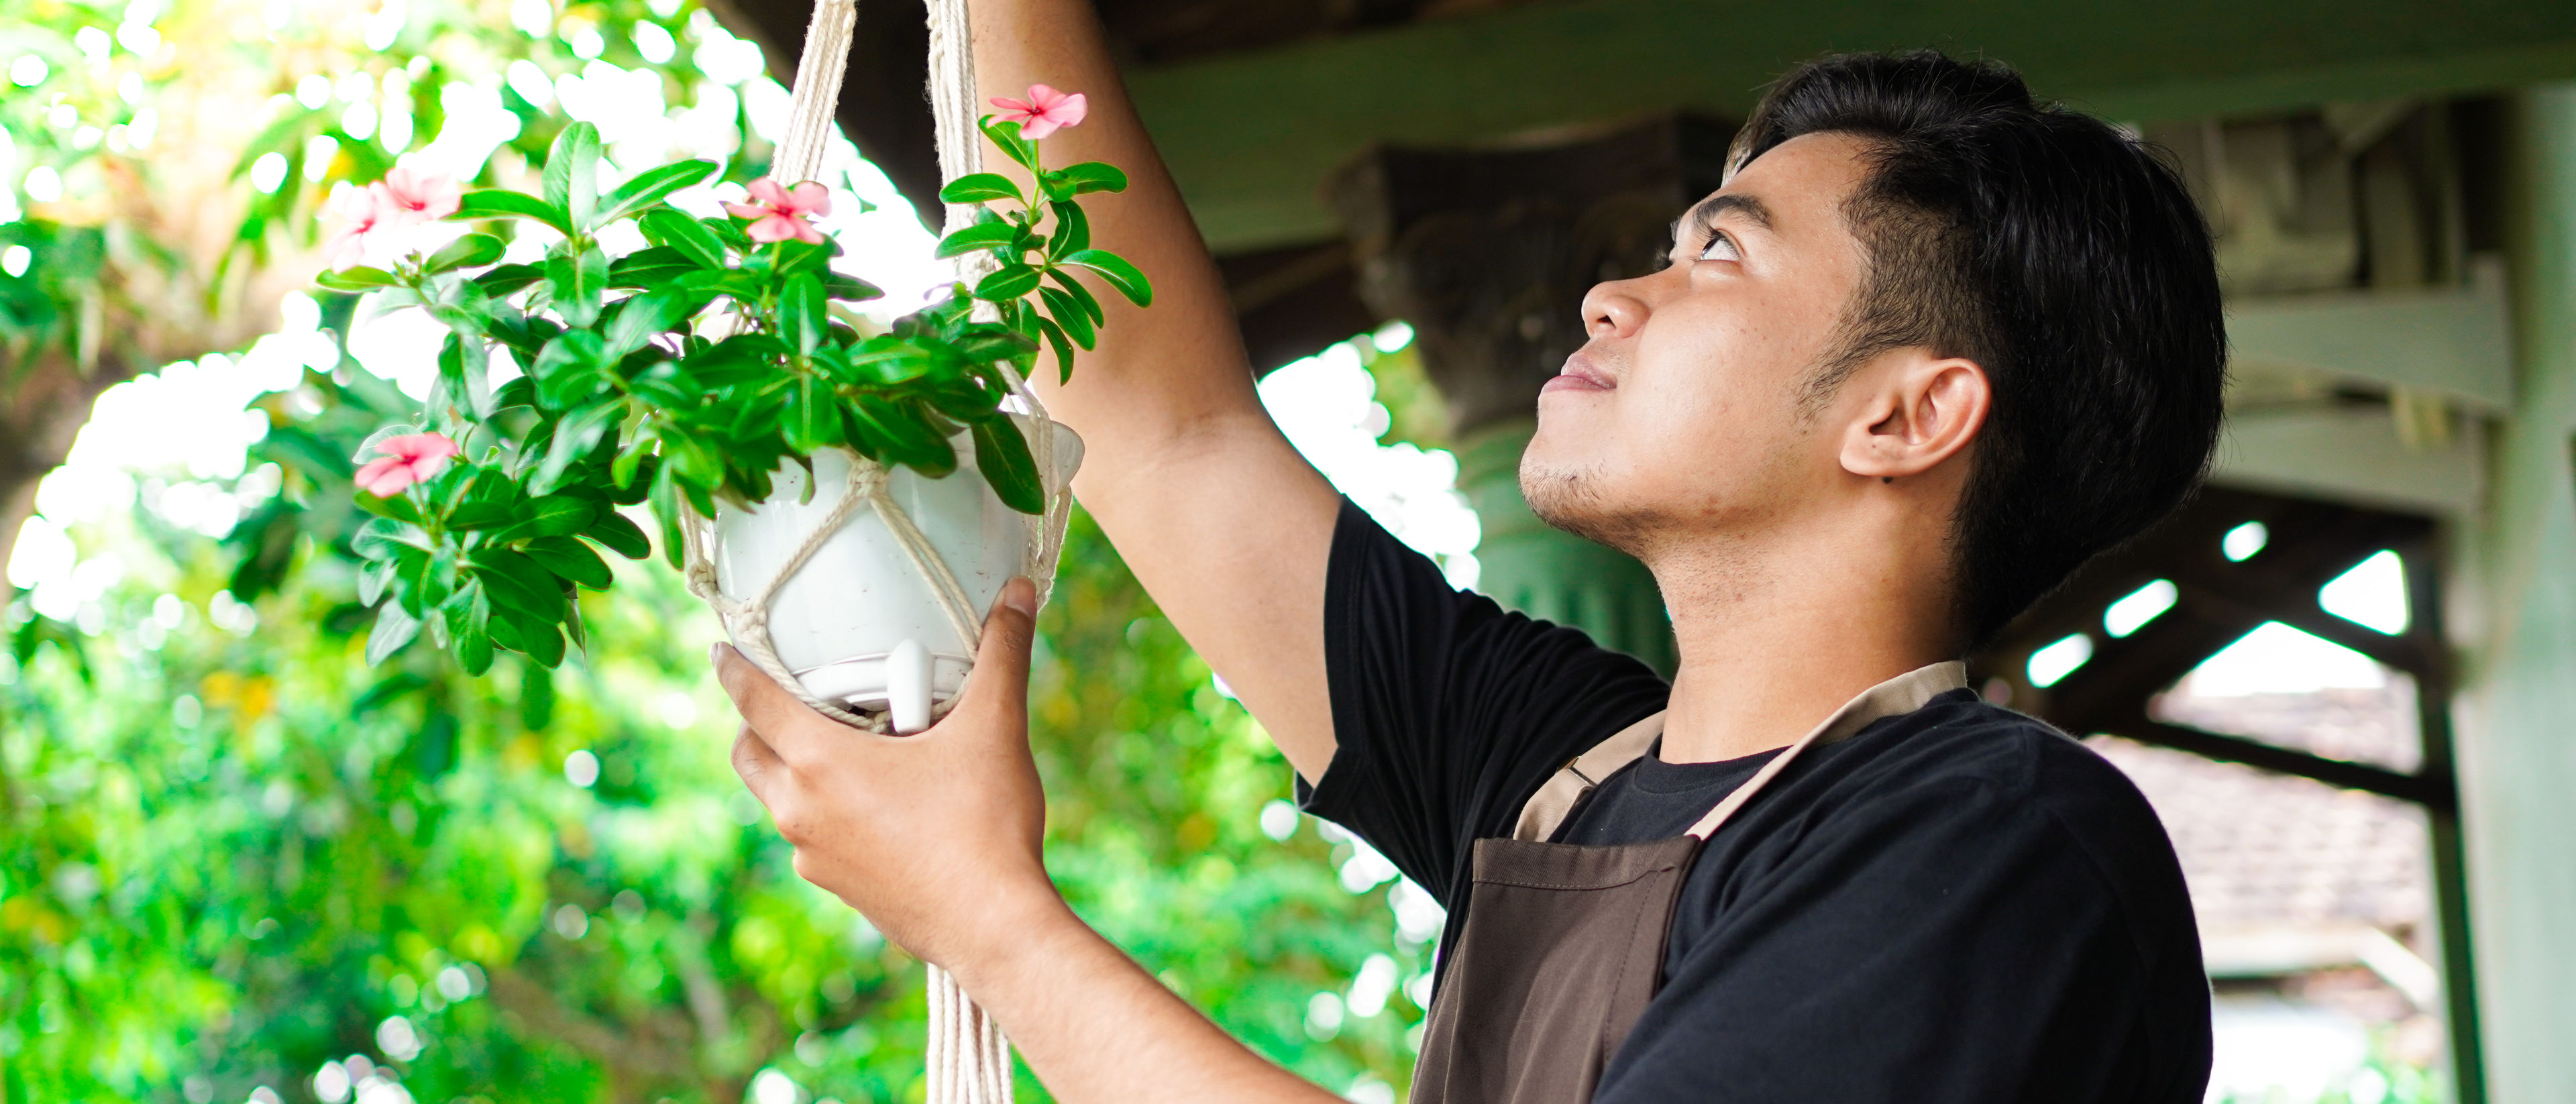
[318,89,1146,731]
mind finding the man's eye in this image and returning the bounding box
[1699,234,1740,262]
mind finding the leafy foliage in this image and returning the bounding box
[337,117,1148,677]
[3,355,1432,1102]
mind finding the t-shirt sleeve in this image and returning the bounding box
[1299,499,1669,909]
[1597,765,2203,1104]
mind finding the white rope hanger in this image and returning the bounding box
[676,0,1065,1096]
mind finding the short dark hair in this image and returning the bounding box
[1731,50,2227,647]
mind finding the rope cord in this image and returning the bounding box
[675,0,1071,1095]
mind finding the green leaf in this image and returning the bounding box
[1045,201,1091,260]
[533,331,614,408]
[454,190,573,237]
[1060,250,1152,307]
[355,490,424,525]
[972,419,1045,514]
[780,273,826,355]
[358,557,397,608]
[594,159,718,226]
[646,478,686,569]
[474,263,545,296]
[606,246,700,290]
[771,239,834,277]
[443,500,516,532]
[938,173,1024,205]
[1039,286,1096,349]
[523,616,568,667]
[1034,314,1076,384]
[824,271,883,303]
[434,333,492,418]
[533,403,619,494]
[365,603,421,665]
[545,122,602,229]
[1048,270,1105,326]
[608,446,654,501]
[604,286,698,356]
[546,247,608,327]
[934,221,1020,259]
[639,207,728,270]
[1047,162,1130,197]
[506,495,600,541]
[523,535,613,590]
[847,335,934,386]
[978,115,1040,173]
[974,264,1043,302]
[783,375,841,455]
[472,550,564,622]
[455,610,494,669]
[317,266,398,292]
[587,509,652,560]
[422,233,506,274]
[484,604,564,666]
[845,396,957,476]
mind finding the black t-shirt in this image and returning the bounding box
[1300,501,2212,1103]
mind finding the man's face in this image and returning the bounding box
[1521,131,1877,558]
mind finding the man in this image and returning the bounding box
[714,5,2226,1099]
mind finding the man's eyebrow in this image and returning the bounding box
[1675,194,1775,243]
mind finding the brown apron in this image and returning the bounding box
[1406,662,1967,1104]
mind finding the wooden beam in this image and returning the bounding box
[1121,0,2576,249]
[2102,713,2454,809]
[2226,262,2515,413]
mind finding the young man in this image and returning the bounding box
[714,5,2226,1100]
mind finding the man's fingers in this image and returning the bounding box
[731,722,788,797]
[948,577,1038,729]
[712,642,840,763]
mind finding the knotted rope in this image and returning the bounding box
[675,0,1073,1095]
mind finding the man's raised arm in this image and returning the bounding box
[962,0,1344,781]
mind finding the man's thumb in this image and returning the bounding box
[953,577,1037,722]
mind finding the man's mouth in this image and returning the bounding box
[1542,352,1614,394]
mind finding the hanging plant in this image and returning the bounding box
[317,97,1148,676]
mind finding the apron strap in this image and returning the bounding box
[1684,661,1969,839]
[1511,710,1668,842]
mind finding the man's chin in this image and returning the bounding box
[1518,459,1650,555]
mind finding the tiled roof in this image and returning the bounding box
[2085,683,2432,940]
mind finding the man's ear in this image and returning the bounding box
[1837,352,1991,483]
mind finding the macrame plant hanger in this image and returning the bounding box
[672,0,1067,1097]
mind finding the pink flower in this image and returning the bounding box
[319,167,462,270]
[322,185,392,270]
[988,85,1087,140]
[375,166,462,223]
[355,433,462,496]
[723,178,830,245]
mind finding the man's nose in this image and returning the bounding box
[1580,276,1652,340]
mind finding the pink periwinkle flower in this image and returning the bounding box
[374,166,462,223]
[321,167,462,270]
[989,85,1087,140]
[724,178,830,245]
[322,185,393,271]
[355,432,462,497]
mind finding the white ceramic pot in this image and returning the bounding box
[712,417,1079,732]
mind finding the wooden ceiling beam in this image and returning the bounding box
[1120,0,2576,249]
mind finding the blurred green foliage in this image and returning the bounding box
[3,353,1432,1103]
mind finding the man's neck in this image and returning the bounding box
[1645,512,1957,765]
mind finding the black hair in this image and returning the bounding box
[1731,50,2227,647]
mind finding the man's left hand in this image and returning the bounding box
[714,577,1055,969]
